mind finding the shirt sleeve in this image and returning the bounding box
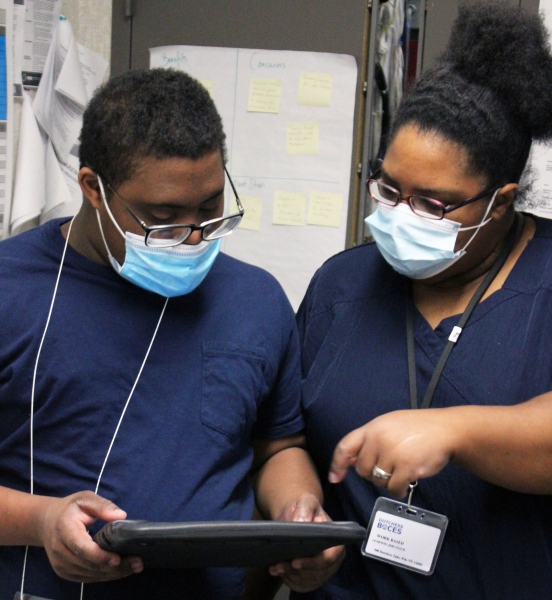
[252,301,304,440]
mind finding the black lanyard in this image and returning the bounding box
[407,217,519,410]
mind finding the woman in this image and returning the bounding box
[293,3,552,599]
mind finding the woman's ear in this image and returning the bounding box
[78,167,103,210]
[491,183,518,219]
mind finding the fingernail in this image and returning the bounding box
[131,560,143,572]
[328,472,340,483]
[108,558,118,567]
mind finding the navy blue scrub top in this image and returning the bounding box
[0,218,303,600]
[293,215,552,600]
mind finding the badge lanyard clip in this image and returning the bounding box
[406,481,418,513]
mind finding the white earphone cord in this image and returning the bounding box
[19,218,169,600]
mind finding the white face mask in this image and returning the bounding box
[364,190,498,279]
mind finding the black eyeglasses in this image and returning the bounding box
[100,167,244,248]
[366,172,499,220]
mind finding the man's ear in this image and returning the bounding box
[491,183,518,219]
[78,167,103,210]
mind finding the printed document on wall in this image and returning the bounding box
[151,46,357,308]
[13,0,25,97]
[21,0,61,87]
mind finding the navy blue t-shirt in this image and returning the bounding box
[0,218,303,600]
[293,215,552,600]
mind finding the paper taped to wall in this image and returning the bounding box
[150,45,357,308]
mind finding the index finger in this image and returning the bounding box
[64,531,125,570]
[328,427,367,483]
[58,509,126,571]
[65,535,144,577]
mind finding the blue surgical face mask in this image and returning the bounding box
[96,187,221,297]
[364,190,498,279]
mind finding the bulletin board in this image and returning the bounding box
[150,46,357,308]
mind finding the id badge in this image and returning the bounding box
[14,593,54,600]
[362,493,448,575]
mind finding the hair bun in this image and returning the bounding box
[440,1,552,140]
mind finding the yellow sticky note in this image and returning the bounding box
[298,72,333,107]
[199,80,214,98]
[273,191,306,226]
[238,196,263,231]
[287,121,319,155]
[248,78,282,113]
[307,192,343,228]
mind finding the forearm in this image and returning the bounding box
[251,438,344,593]
[450,392,552,494]
[0,485,53,546]
[254,446,323,520]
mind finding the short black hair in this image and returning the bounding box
[79,68,227,187]
[390,2,552,188]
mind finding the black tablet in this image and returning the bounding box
[94,520,366,568]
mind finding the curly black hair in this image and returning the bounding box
[390,1,552,187]
[79,68,227,187]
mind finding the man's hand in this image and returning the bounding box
[39,491,143,582]
[329,409,457,498]
[267,493,345,593]
[252,435,344,593]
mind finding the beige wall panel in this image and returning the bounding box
[62,0,112,67]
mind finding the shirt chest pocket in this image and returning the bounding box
[201,342,268,440]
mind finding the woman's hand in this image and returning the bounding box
[329,409,459,498]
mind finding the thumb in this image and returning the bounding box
[328,428,366,483]
[74,491,127,524]
[291,493,322,522]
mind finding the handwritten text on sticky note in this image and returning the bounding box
[287,121,319,155]
[248,78,282,113]
[273,191,306,226]
[238,196,263,231]
[307,192,343,227]
[299,72,333,107]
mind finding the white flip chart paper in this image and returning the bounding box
[151,45,357,309]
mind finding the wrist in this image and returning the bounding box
[33,494,62,548]
[444,405,484,464]
[0,487,57,546]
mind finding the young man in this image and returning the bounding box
[0,69,341,599]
